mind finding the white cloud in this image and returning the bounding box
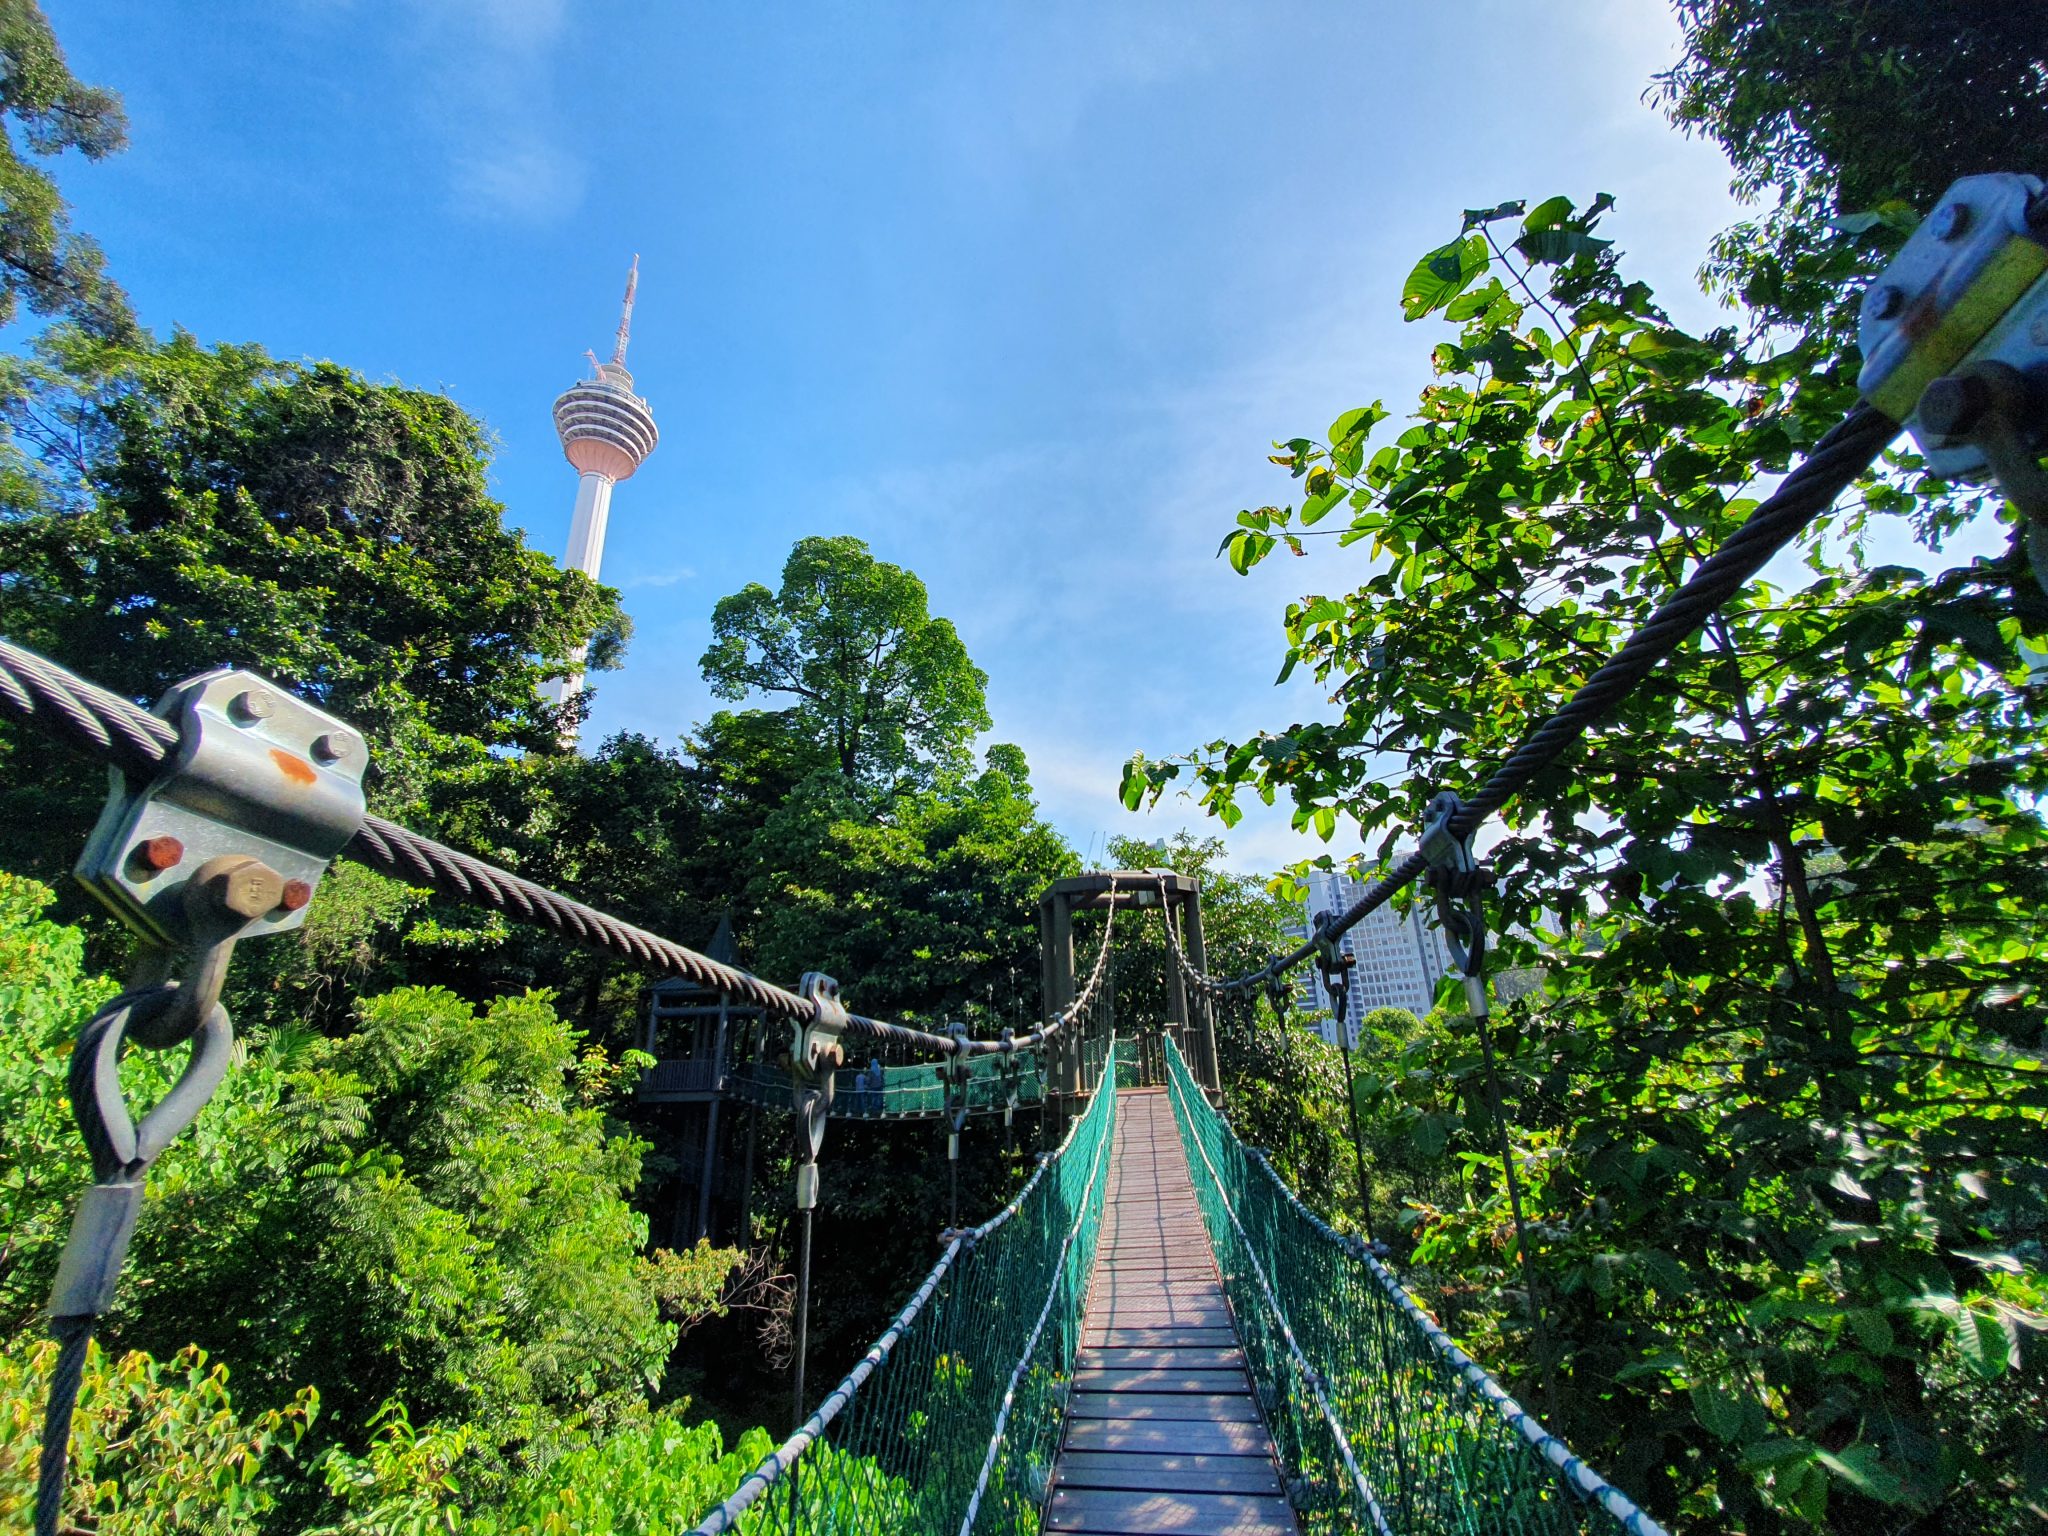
[394,0,582,223]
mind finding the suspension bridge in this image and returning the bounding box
[16,178,2045,1534]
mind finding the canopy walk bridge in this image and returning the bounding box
[20,183,2035,1532]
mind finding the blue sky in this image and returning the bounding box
[46,0,1749,871]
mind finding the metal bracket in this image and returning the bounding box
[998,1027,1019,1127]
[1310,909,1354,1043]
[1420,790,1489,1019]
[75,667,368,950]
[1858,173,2048,475]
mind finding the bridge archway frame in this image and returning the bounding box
[1039,869,1218,1095]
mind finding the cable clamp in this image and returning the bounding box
[1858,173,2048,460]
[1421,790,1491,1017]
[75,667,367,952]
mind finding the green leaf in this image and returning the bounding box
[1401,236,1490,321]
[1514,229,1612,266]
[1329,403,1385,442]
[1301,485,1347,526]
[1815,1444,1909,1504]
[1954,1308,2018,1380]
[1690,1383,1750,1442]
[1461,200,1526,231]
[1522,195,1573,232]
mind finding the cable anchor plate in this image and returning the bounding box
[74,667,368,949]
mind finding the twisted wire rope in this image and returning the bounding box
[1189,404,1897,994]
[0,636,1118,1063]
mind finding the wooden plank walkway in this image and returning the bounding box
[1046,1088,1298,1536]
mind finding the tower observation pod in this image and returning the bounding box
[543,257,658,733]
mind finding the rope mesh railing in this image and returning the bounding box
[1160,1038,1668,1536]
[690,1041,1119,1536]
[725,1048,1048,1120]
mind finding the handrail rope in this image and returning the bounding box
[1175,1033,1672,1536]
[1172,403,1898,995]
[1161,1041,1397,1536]
[953,1052,1119,1536]
[0,636,1112,1063]
[689,1036,1120,1536]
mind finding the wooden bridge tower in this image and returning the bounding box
[1039,869,1218,1095]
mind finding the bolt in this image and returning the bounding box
[1868,284,1905,320]
[191,855,285,920]
[279,879,313,912]
[1918,373,1992,439]
[230,690,275,724]
[133,835,184,873]
[2031,308,2048,349]
[1931,202,1973,241]
[310,732,354,763]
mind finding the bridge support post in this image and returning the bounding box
[1182,895,1219,1093]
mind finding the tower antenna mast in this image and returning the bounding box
[612,254,639,368]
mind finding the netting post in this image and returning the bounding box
[1182,887,1220,1093]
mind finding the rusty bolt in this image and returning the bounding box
[191,855,285,921]
[230,690,275,724]
[1919,373,1991,439]
[279,879,313,912]
[310,732,354,763]
[134,835,185,873]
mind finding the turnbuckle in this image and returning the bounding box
[789,972,848,1210]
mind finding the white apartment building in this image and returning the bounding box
[1294,867,1449,1048]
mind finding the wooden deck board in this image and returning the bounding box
[1048,1088,1299,1535]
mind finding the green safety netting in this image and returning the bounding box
[1160,1038,1668,1536]
[690,1038,1118,1536]
[725,1045,1049,1121]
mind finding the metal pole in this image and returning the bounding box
[791,1202,814,1435]
[1337,1014,1376,1244]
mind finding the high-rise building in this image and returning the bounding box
[543,258,659,734]
[1296,867,1449,1047]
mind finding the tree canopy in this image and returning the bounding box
[700,535,990,788]
[0,0,131,337]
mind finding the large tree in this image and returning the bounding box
[700,535,990,788]
[0,1,132,338]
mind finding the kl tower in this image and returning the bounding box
[544,256,659,732]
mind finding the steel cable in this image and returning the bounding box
[1198,402,1898,993]
[0,636,1108,1062]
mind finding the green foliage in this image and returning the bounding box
[0,869,117,1333]
[0,1337,315,1534]
[701,535,991,788]
[0,0,132,337]
[1135,190,2048,1531]
[119,986,677,1472]
[749,748,1076,1022]
[1654,0,2048,212]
